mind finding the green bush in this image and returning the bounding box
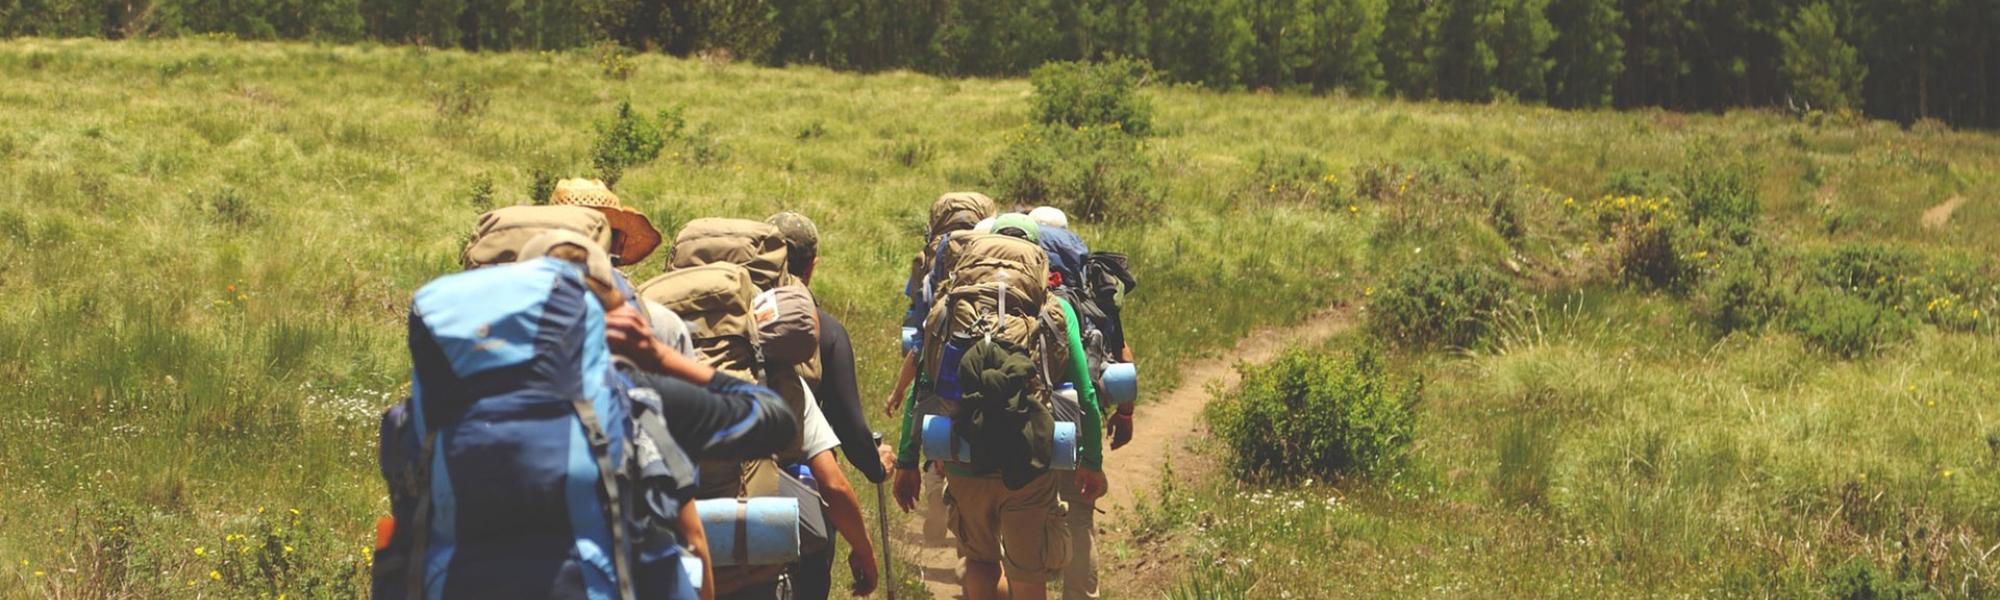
[591,101,668,186]
[1811,243,1926,309]
[1249,149,1338,206]
[1369,262,1520,350]
[1789,287,1912,358]
[1675,142,1763,240]
[1206,347,1420,481]
[1697,246,1789,334]
[1823,556,1933,600]
[1028,58,1154,136]
[988,123,1158,222]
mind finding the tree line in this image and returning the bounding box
[3,0,1993,128]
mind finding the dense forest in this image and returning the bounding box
[3,0,1994,128]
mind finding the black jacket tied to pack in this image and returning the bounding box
[952,337,1054,490]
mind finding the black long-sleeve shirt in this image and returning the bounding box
[620,368,800,463]
[814,308,888,483]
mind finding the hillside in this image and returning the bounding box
[1,38,1997,598]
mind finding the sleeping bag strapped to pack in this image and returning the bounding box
[374,257,696,600]
[461,206,617,270]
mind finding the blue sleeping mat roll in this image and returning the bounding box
[922,415,1077,470]
[694,497,801,566]
[1102,362,1138,405]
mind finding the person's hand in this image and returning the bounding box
[893,467,923,512]
[603,304,658,360]
[847,548,880,596]
[883,392,902,418]
[1077,468,1107,501]
[1106,410,1134,450]
[878,444,898,477]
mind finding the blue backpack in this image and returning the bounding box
[374,258,696,600]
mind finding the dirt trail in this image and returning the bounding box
[1922,196,1967,230]
[896,305,1358,598]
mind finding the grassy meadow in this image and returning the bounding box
[0,37,1997,598]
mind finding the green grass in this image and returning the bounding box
[1,37,1998,598]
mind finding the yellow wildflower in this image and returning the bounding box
[1942,469,1955,479]
[209,570,222,581]
[194,546,207,557]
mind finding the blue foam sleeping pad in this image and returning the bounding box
[1101,362,1138,405]
[693,498,801,567]
[921,415,1077,470]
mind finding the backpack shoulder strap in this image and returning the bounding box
[570,398,637,600]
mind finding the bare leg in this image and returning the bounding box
[964,559,1003,600]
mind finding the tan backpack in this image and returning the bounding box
[909,193,998,295]
[461,206,614,269]
[920,234,1059,411]
[669,218,795,290]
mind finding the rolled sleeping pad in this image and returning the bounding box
[900,326,921,355]
[921,414,1077,470]
[693,497,801,567]
[1101,362,1138,406]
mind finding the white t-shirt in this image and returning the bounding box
[798,376,839,460]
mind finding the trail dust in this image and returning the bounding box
[1922,196,1967,230]
[894,305,1358,599]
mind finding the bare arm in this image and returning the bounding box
[675,501,715,600]
[883,351,918,418]
[808,450,879,596]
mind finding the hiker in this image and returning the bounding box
[890,213,1109,600]
[376,231,799,600]
[885,193,999,544]
[640,217,880,599]
[546,178,664,267]
[766,212,891,599]
[1026,207,1139,600]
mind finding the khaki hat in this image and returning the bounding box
[764,211,819,256]
[549,178,661,266]
[519,230,624,310]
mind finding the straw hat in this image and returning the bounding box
[548,178,661,266]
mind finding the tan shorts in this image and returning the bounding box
[943,471,1071,584]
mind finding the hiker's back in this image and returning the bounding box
[377,257,688,600]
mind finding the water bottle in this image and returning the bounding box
[790,463,817,491]
[1053,382,1082,424]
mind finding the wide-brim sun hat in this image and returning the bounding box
[548,178,661,266]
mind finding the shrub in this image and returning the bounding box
[1811,243,1926,309]
[1698,246,1789,334]
[1248,149,1338,206]
[591,101,666,186]
[1823,557,1932,600]
[1369,262,1519,350]
[193,188,260,228]
[1587,194,1703,291]
[467,175,494,210]
[1676,142,1762,240]
[1028,58,1154,136]
[1601,168,1673,198]
[881,139,935,168]
[988,123,1158,222]
[596,43,638,80]
[1789,287,1912,358]
[1206,347,1420,481]
[429,81,490,133]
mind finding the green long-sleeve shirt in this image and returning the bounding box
[896,297,1104,472]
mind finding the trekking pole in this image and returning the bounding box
[873,432,897,600]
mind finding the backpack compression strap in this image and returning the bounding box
[571,399,638,600]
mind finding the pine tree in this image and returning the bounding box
[1779,1,1866,111]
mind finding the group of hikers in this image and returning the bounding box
[369,179,1140,600]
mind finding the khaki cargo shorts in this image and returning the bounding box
[942,471,1071,584]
